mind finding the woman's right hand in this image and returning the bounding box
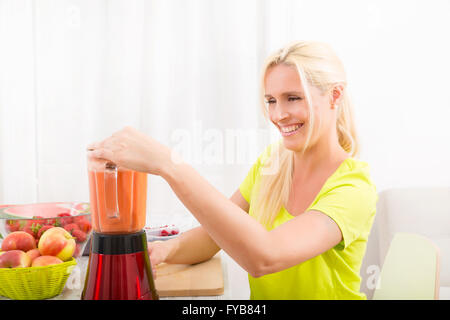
[147,240,177,279]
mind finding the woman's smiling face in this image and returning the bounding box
[264,63,336,153]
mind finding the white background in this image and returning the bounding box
[1,0,450,298]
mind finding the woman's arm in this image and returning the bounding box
[160,189,250,265]
[88,127,342,277]
[162,226,220,264]
[162,161,342,277]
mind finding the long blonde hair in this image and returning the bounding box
[253,41,359,229]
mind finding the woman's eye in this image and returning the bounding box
[265,97,301,105]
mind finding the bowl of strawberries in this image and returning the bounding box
[144,224,181,242]
[0,202,92,258]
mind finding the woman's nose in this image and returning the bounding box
[271,105,290,122]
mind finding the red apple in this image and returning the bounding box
[1,231,37,252]
[38,227,76,261]
[26,248,41,261]
[0,250,31,268]
[31,255,63,267]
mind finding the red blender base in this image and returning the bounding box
[82,231,159,300]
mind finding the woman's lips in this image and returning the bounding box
[279,123,304,137]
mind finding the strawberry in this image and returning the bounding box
[76,219,92,233]
[57,213,73,225]
[72,229,87,242]
[37,225,54,239]
[73,215,87,224]
[74,243,81,257]
[171,230,179,235]
[44,218,61,227]
[6,220,21,232]
[57,212,71,218]
[160,229,170,236]
[22,226,37,238]
[30,216,45,232]
[32,216,46,224]
[63,223,80,234]
[22,220,42,238]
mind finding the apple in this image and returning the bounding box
[38,227,76,261]
[1,231,37,252]
[31,255,63,267]
[0,250,31,268]
[26,248,41,261]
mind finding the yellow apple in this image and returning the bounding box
[38,227,76,261]
[31,255,63,267]
[0,250,31,268]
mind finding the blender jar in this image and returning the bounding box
[87,153,147,234]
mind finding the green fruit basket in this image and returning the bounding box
[0,258,77,300]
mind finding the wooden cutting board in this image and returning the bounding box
[154,254,224,297]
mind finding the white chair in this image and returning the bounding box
[360,187,450,299]
[372,232,440,299]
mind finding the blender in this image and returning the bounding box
[82,153,159,300]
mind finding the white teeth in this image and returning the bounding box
[280,124,302,133]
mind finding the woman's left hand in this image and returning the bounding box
[87,126,172,175]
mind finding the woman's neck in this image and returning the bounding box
[291,135,348,181]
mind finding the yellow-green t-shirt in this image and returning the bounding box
[239,143,378,300]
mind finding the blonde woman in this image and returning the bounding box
[87,41,378,300]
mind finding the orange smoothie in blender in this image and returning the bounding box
[88,168,147,234]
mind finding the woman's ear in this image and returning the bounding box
[330,84,344,109]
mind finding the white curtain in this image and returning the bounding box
[1,0,450,214]
[1,0,450,300]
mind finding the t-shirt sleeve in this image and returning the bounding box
[239,154,263,204]
[238,142,278,204]
[308,170,378,250]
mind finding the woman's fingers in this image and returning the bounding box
[152,266,157,280]
[86,141,100,151]
[88,148,114,161]
[147,241,159,280]
[87,126,170,175]
[87,136,123,163]
[147,241,165,266]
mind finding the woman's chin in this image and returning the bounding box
[282,137,305,152]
